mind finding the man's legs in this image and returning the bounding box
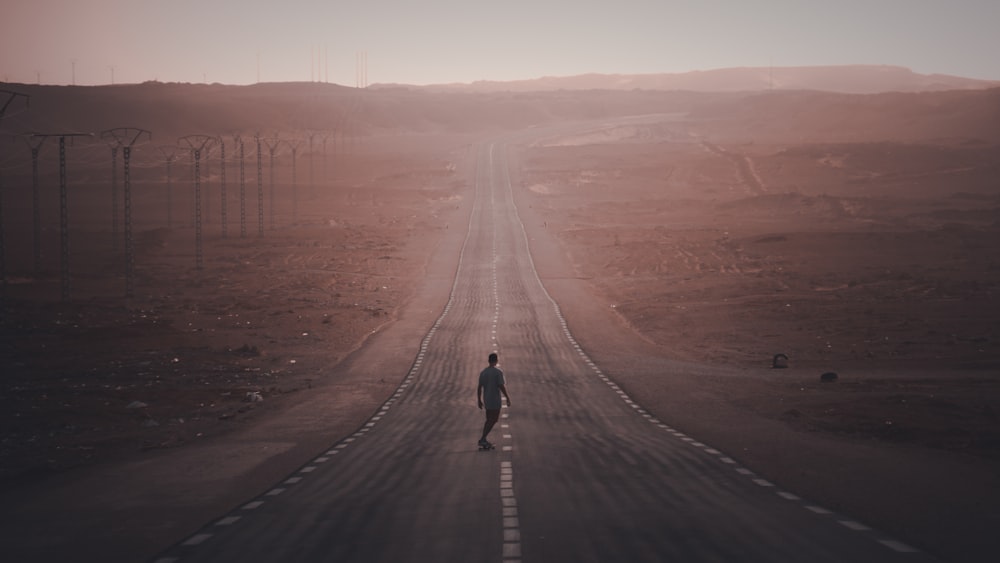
[481,409,501,443]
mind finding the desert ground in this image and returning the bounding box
[0,81,999,561]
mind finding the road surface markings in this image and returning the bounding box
[493,142,927,560]
[181,534,212,547]
[500,460,521,562]
[880,540,920,553]
[215,516,240,526]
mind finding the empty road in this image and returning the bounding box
[154,132,935,562]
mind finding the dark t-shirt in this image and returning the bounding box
[479,366,505,410]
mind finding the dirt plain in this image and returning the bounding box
[0,81,999,561]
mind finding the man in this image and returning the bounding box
[477,352,511,449]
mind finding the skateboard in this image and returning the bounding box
[478,441,495,451]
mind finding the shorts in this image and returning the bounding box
[484,408,501,423]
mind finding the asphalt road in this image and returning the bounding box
[153,136,937,563]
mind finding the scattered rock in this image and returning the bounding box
[244,391,264,403]
[772,353,789,369]
[126,401,148,409]
[820,372,838,383]
[234,344,260,357]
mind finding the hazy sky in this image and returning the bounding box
[2,0,998,86]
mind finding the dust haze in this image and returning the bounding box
[1,66,999,561]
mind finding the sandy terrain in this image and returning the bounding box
[507,120,1000,560]
[1,81,999,561]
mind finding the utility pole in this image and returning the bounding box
[100,130,122,251]
[201,143,213,223]
[285,139,302,223]
[232,134,247,238]
[0,89,30,307]
[308,131,315,196]
[255,133,264,236]
[28,133,93,301]
[156,145,177,228]
[316,130,332,189]
[307,130,321,199]
[179,135,216,270]
[20,134,47,276]
[263,136,281,230]
[103,128,151,297]
[218,136,227,238]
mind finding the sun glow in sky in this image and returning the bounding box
[2,0,998,86]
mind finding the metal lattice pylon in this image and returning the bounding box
[179,135,217,270]
[27,132,93,301]
[0,90,30,309]
[103,128,151,297]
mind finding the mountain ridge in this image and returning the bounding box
[384,65,999,94]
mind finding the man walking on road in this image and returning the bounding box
[477,352,511,449]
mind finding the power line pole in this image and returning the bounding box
[285,138,302,223]
[218,136,227,238]
[0,89,30,308]
[255,133,264,236]
[156,145,178,228]
[100,130,122,251]
[233,134,247,237]
[179,135,216,270]
[201,143,214,223]
[28,132,93,301]
[103,128,151,297]
[231,134,247,238]
[307,131,316,198]
[19,134,47,276]
[317,130,332,189]
[263,136,281,230]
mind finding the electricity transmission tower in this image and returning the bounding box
[308,130,332,195]
[322,130,333,188]
[100,130,122,251]
[28,132,93,300]
[218,136,227,238]
[231,134,247,238]
[156,145,178,228]
[0,89,30,307]
[307,131,317,199]
[263,136,282,230]
[285,138,302,223]
[254,134,264,236]
[179,135,216,270]
[103,128,151,297]
[20,134,47,276]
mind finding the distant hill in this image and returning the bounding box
[402,65,999,95]
[0,79,997,145]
